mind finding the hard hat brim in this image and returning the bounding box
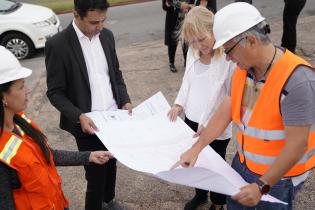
[0,67,32,85]
[19,67,32,80]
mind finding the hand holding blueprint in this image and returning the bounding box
[86,92,286,204]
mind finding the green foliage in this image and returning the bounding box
[26,0,136,13]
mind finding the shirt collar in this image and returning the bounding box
[72,20,85,40]
[72,20,100,40]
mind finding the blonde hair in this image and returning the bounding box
[180,6,223,58]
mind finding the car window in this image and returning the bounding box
[0,0,21,13]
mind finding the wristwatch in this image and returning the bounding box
[255,179,271,195]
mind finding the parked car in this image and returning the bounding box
[0,0,62,59]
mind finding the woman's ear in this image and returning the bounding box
[1,93,8,107]
[2,100,8,107]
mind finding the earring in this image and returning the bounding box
[2,101,8,107]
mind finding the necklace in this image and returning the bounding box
[262,46,277,78]
[254,46,277,92]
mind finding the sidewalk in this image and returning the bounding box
[27,16,315,209]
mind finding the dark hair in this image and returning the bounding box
[74,0,110,18]
[0,82,51,164]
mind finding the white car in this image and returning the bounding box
[0,0,62,59]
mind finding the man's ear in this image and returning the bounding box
[73,10,79,19]
[246,35,258,47]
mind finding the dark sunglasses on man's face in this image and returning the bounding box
[224,37,245,55]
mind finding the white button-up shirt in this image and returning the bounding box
[73,20,117,112]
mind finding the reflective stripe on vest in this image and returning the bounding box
[235,122,286,140]
[0,135,22,164]
[231,50,315,176]
[236,132,315,165]
[21,113,31,123]
[0,129,69,210]
[15,124,25,136]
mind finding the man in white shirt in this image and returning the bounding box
[45,0,132,209]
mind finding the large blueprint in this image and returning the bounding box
[86,92,285,204]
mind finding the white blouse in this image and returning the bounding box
[174,48,235,140]
[184,60,211,122]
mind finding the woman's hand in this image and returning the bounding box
[193,125,204,138]
[167,105,183,122]
[89,151,113,164]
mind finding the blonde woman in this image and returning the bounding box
[167,6,235,210]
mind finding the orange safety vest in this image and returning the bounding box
[231,50,315,177]
[0,113,69,210]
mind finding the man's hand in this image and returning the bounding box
[79,114,98,134]
[180,2,191,12]
[89,151,113,164]
[165,0,170,7]
[199,0,207,7]
[232,183,262,207]
[167,105,183,122]
[171,146,200,170]
[122,102,133,115]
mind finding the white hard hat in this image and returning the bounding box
[0,46,32,85]
[213,2,265,49]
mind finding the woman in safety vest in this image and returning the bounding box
[0,46,113,210]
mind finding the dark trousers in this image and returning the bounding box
[174,15,188,66]
[75,134,117,210]
[182,41,188,66]
[236,0,306,53]
[281,0,306,53]
[168,43,178,64]
[184,117,230,205]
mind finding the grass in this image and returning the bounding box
[26,0,137,14]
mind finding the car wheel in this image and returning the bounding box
[1,32,35,59]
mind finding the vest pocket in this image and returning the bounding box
[22,161,56,209]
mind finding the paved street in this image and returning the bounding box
[18,0,315,209]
